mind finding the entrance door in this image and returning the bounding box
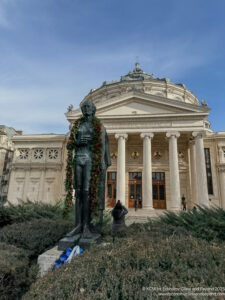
[128,172,142,208]
[152,172,166,209]
[107,172,117,207]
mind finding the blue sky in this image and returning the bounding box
[0,0,225,134]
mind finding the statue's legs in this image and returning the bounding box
[74,188,83,230]
[66,164,83,237]
[82,162,93,238]
[95,170,106,234]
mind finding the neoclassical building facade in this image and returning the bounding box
[7,64,225,211]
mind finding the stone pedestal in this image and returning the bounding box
[37,246,63,277]
[58,234,81,251]
[79,233,101,250]
[58,233,101,251]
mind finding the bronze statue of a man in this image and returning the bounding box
[67,100,111,238]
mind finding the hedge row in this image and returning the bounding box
[0,243,36,300]
[23,222,225,300]
[0,201,71,228]
[157,206,225,242]
[0,219,73,259]
[0,218,73,299]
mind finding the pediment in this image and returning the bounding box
[66,91,210,121]
[95,93,209,118]
[98,100,185,116]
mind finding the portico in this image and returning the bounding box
[105,129,209,210]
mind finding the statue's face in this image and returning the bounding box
[82,102,94,117]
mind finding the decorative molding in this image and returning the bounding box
[153,151,162,160]
[33,149,44,160]
[166,131,180,138]
[140,132,154,139]
[218,165,225,172]
[192,131,206,139]
[115,133,128,140]
[110,152,117,159]
[48,149,59,160]
[131,151,140,159]
[178,151,185,159]
[19,149,29,160]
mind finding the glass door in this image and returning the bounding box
[152,172,166,209]
[128,172,142,208]
[107,172,117,207]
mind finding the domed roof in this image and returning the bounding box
[82,63,200,106]
[120,62,154,81]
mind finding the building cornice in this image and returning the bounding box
[12,134,66,143]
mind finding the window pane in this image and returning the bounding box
[156,173,160,180]
[130,184,134,198]
[129,173,133,180]
[136,184,141,199]
[107,172,111,180]
[134,172,137,179]
[153,185,158,200]
[159,185,164,200]
[161,173,165,180]
[152,172,156,180]
[112,172,116,180]
[204,148,213,195]
[113,184,116,199]
[108,184,112,198]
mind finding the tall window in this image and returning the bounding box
[204,148,213,195]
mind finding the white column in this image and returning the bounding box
[219,146,224,162]
[140,132,154,209]
[22,169,30,201]
[192,131,208,206]
[166,132,181,210]
[218,147,225,209]
[219,168,225,209]
[115,133,128,205]
[38,168,45,203]
[189,141,198,206]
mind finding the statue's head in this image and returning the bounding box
[81,100,96,117]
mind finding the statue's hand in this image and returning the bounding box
[80,137,89,145]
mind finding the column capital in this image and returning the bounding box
[166,131,180,138]
[218,165,225,172]
[140,132,154,139]
[115,133,128,140]
[192,131,206,139]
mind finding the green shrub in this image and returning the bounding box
[0,200,71,228]
[101,209,113,236]
[157,206,225,242]
[0,242,36,300]
[0,219,73,259]
[23,222,225,300]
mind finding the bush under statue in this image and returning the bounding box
[58,100,111,250]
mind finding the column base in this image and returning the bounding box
[142,206,155,210]
[198,202,210,208]
[167,207,181,212]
